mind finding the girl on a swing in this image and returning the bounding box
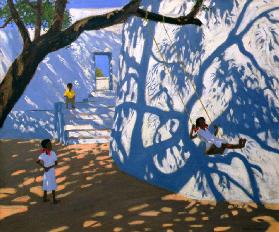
[190,117,247,155]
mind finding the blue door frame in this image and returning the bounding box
[93,52,113,91]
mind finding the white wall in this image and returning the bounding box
[111,0,279,203]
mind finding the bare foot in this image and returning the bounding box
[239,138,247,148]
[241,138,247,148]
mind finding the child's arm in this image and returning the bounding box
[190,124,198,139]
[64,90,68,97]
[48,161,58,169]
[44,161,58,170]
[36,159,49,172]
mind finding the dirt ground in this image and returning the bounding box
[0,140,278,232]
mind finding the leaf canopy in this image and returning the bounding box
[0,0,71,29]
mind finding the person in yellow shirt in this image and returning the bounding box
[64,83,75,109]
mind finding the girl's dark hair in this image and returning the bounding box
[41,139,51,148]
[196,117,205,127]
[67,83,73,89]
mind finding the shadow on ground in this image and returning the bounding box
[0,140,278,232]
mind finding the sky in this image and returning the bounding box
[67,0,130,8]
[95,55,110,77]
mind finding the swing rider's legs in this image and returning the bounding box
[205,138,247,155]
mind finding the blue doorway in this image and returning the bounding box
[93,52,113,91]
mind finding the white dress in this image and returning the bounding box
[196,128,227,152]
[38,151,57,191]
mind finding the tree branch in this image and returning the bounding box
[0,17,12,28]
[34,0,43,40]
[42,0,140,50]
[136,9,202,25]
[70,0,140,33]
[136,0,204,26]
[7,0,31,46]
[187,0,204,19]
[49,0,68,32]
[42,0,204,54]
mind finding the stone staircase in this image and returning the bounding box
[55,90,116,144]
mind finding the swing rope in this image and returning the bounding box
[161,17,213,124]
[142,12,247,155]
[144,12,212,126]
[160,19,237,140]
[144,15,194,125]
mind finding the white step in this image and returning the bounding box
[90,90,116,97]
[68,130,111,138]
[64,118,113,124]
[65,114,100,120]
[56,91,117,144]
[61,102,116,111]
[85,98,116,106]
[64,119,113,128]
[88,95,116,100]
[64,124,111,131]
[67,138,110,144]
[64,112,114,121]
[62,108,115,117]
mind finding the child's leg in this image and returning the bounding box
[52,190,59,204]
[206,138,247,155]
[206,145,226,155]
[43,191,48,202]
[65,97,69,109]
[223,138,246,149]
[71,97,75,109]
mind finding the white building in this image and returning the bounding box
[1,1,279,203]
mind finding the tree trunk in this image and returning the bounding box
[0,44,48,127]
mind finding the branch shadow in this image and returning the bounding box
[1,140,278,232]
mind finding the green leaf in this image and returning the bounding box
[96,67,104,77]
[0,0,71,29]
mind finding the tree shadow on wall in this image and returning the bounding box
[111,0,279,203]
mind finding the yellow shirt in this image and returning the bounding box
[64,89,75,99]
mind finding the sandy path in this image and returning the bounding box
[0,140,278,232]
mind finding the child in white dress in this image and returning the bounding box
[190,117,246,155]
[36,139,59,204]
